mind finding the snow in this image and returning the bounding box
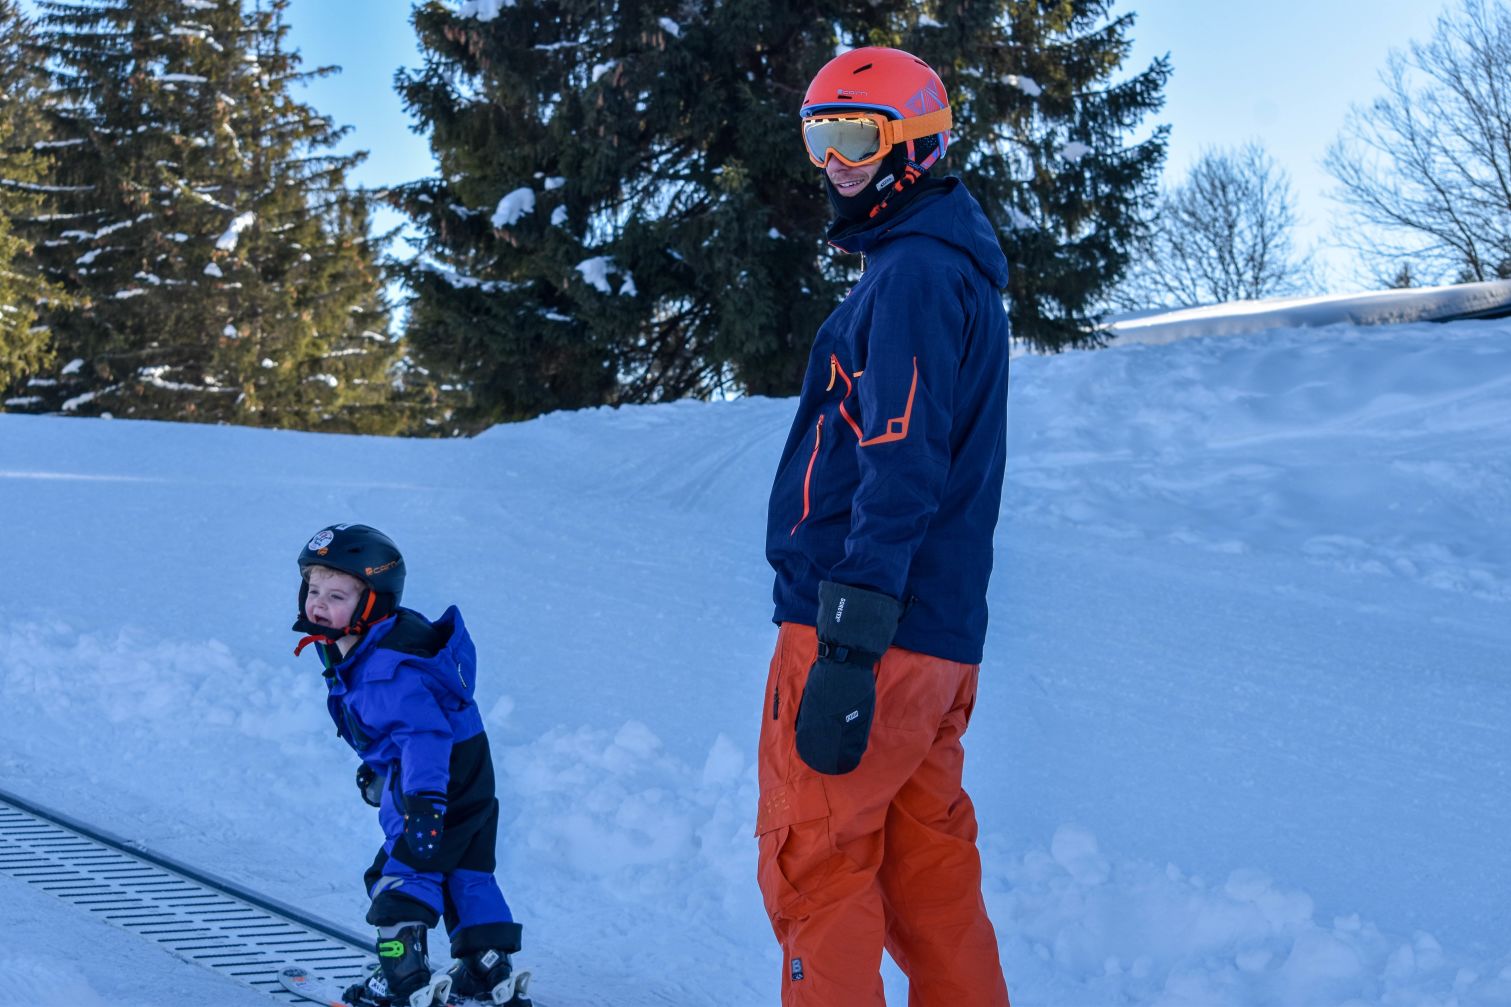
[2,299,1511,1006]
[419,260,514,294]
[1007,74,1043,97]
[658,17,681,37]
[457,0,511,21]
[575,255,615,293]
[203,261,223,277]
[59,359,83,376]
[60,219,137,242]
[214,211,256,252]
[1109,279,1511,345]
[1006,205,1037,230]
[571,255,631,296]
[490,187,535,228]
[549,205,568,227]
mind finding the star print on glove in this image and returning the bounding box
[401,791,446,861]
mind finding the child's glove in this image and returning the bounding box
[355,763,385,808]
[401,791,447,861]
[794,581,902,775]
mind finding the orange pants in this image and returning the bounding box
[756,623,1010,1007]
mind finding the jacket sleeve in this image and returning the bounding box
[828,258,966,601]
[360,671,454,798]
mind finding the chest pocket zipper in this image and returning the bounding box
[790,415,824,535]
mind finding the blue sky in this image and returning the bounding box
[1121,0,1448,289]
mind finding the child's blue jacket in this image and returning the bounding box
[317,605,486,800]
[765,178,1011,665]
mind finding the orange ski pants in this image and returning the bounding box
[756,622,1010,1007]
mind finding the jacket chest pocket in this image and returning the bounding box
[826,352,865,440]
[341,705,375,752]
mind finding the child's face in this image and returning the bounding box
[304,568,366,632]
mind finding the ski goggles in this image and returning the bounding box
[800,107,953,168]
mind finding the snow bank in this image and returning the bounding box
[1110,279,1511,345]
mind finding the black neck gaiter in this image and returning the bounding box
[825,146,912,223]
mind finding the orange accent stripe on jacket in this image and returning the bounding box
[858,357,919,447]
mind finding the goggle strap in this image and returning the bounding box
[881,107,953,146]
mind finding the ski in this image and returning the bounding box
[452,966,533,1006]
[277,964,451,1007]
[278,964,535,1006]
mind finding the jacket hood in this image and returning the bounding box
[370,605,478,703]
[829,176,1010,291]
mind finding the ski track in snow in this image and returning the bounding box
[2,320,1511,1005]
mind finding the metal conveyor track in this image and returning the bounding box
[0,786,372,1003]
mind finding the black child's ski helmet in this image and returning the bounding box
[293,523,405,647]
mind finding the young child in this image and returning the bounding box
[292,523,528,1007]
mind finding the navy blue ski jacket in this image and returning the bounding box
[314,606,486,805]
[766,177,1011,664]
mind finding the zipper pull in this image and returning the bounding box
[826,354,838,391]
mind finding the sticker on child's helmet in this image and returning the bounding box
[307,529,335,552]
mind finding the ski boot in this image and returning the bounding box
[447,948,530,1005]
[342,923,453,1007]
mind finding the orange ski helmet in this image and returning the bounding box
[800,46,952,173]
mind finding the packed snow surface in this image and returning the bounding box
[2,316,1510,1006]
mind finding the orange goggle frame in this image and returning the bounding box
[801,107,953,168]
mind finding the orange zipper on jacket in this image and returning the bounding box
[829,353,864,439]
[790,415,824,536]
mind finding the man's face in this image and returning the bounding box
[304,567,365,631]
[825,154,882,198]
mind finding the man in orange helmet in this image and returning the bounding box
[758,46,1013,1006]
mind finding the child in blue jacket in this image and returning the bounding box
[292,523,527,1007]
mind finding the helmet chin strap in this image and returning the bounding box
[292,585,384,655]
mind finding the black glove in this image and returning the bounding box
[794,581,903,775]
[401,791,447,861]
[355,763,385,808]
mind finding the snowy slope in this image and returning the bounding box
[2,317,1510,1006]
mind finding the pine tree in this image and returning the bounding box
[933,1,1170,349]
[0,0,63,396]
[392,1,1168,426]
[12,0,405,431]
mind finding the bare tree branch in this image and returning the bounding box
[1114,142,1312,309]
[1325,0,1511,283]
